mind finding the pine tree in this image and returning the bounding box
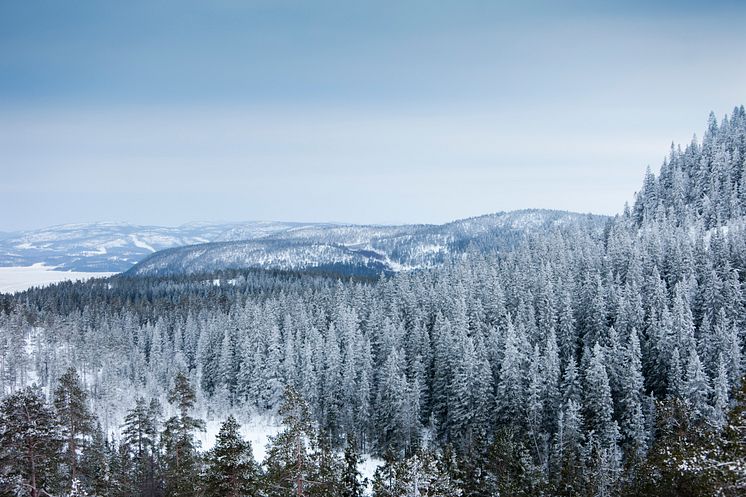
[583,343,621,492]
[54,367,95,490]
[162,372,205,497]
[371,449,400,497]
[202,415,258,497]
[310,433,342,496]
[341,434,365,497]
[0,387,62,497]
[109,437,135,497]
[542,329,562,435]
[553,399,585,496]
[584,343,617,446]
[561,356,582,408]
[526,344,546,467]
[667,347,684,399]
[122,397,162,497]
[403,450,463,497]
[79,422,110,497]
[264,386,319,497]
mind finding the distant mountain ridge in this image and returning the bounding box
[0,221,333,272]
[126,210,607,277]
[0,210,607,275]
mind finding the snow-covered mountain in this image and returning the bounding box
[0,210,606,275]
[127,210,607,277]
[0,221,319,272]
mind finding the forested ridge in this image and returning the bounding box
[2,108,746,496]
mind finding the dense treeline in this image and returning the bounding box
[3,367,745,497]
[0,368,371,497]
[1,108,746,496]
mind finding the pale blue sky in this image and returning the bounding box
[1,1,745,230]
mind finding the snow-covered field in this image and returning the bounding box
[0,264,116,294]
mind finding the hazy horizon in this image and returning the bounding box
[1,207,611,234]
[2,1,746,231]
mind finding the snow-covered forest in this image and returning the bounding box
[2,108,746,496]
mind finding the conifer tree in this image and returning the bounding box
[202,415,258,497]
[122,397,162,497]
[554,399,585,496]
[79,422,110,497]
[496,318,526,426]
[374,347,407,454]
[341,434,365,497]
[711,354,730,431]
[264,386,319,497]
[683,347,712,423]
[162,372,205,497]
[0,387,62,497]
[54,367,95,489]
[620,328,647,459]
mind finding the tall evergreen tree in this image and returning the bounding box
[122,397,162,497]
[264,386,319,497]
[162,373,205,497]
[0,388,62,497]
[341,434,365,497]
[202,415,258,497]
[54,367,95,490]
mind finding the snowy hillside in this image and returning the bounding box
[0,221,329,272]
[1,210,606,276]
[127,209,607,276]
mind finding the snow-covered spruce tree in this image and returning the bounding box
[496,317,527,428]
[619,328,647,461]
[372,449,462,497]
[552,399,585,496]
[711,354,730,430]
[683,347,713,424]
[583,343,621,496]
[374,347,409,455]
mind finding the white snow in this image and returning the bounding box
[196,414,382,492]
[359,454,384,490]
[198,415,282,463]
[129,234,157,252]
[0,264,116,294]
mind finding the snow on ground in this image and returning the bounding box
[198,414,283,463]
[0,264,116,294]
[129,234,157,252]
[196,414,382,491]
[359,454,384,490]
